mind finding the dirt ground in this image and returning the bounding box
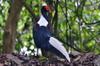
[0,52,100,66]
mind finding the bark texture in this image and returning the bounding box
[3,0,23,53]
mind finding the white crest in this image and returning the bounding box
[37,15,48,27]
[49,37,70,62]
[42,2,47,6]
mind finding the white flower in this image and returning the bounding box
[20,46,28,55]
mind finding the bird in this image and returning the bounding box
[33,3,70,62]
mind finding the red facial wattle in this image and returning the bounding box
[44,6,50,12]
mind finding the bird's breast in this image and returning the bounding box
[33,27,51,48]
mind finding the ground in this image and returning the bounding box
[0,52,100,66]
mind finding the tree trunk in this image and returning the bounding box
[3,0,23,53]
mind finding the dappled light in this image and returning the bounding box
[0,0,100,66]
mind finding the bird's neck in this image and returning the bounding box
[41,11,49,21]
[37,15,48,27]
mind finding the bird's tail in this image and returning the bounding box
[49,37,70,62]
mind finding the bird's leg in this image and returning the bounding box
[41,49,47,57]
[36,48,39,58]
[47,52,58,62]
[37,48,38,55]
[41,49,56,60]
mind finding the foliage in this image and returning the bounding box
[0,0,100,54]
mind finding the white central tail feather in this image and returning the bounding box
[49,37,70,62]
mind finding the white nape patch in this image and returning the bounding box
[37,15,48,27]
[49,37,70,62]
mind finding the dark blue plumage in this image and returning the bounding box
[34,26,50,48]
[33,3,70,62]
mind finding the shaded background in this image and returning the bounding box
[0,0,100,54]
